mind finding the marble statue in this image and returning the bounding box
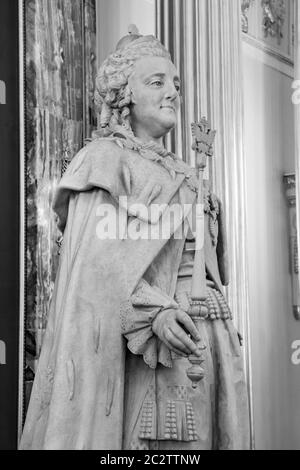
[20,28,250,450]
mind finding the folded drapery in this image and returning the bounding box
[121,278,179,369]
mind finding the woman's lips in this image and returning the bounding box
[161,105,176,112]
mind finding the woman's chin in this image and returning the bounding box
[159,119,177,135]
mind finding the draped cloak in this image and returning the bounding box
[20,138,246,450]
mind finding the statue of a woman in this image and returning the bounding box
[20,30,250,450]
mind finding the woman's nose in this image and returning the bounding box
[165,81,179,101]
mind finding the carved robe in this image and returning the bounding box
[20,138,250,450]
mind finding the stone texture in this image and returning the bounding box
[24,0,96,410]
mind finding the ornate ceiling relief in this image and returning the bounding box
[241,0,255,33]
[261,0,286,44]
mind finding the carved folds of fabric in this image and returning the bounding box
[204,189,220,247]
[121,279,178,369]
[37,365,55,412]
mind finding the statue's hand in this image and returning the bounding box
[152,308,202,357]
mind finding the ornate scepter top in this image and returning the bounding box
[191,118,216,161]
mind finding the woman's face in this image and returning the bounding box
[128,56,180,141]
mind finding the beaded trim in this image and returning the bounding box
[175,287,232,321]
[138,397,198,442]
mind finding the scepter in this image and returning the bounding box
[186,118,216,389]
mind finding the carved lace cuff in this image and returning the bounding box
[121,279,178,369]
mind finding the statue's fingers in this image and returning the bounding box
[164,340,188,357]
[176,310,200,341]
[164,331,189,356]
[170,324,202,356]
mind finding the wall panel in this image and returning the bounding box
[243,38,300,450]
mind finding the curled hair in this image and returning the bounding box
[94,36,171,136]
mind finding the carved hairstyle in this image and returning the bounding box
[94,34,171,136]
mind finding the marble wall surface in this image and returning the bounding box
[24,0,96,412]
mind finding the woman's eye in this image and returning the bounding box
[151,80,163,87]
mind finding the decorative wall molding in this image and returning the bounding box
[241,0,255,33]
[294,0,300,322]
[284,174,300,321]
[243,34,294,78]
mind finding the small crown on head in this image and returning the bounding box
[116,24,142,51]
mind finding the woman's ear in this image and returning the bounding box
[130,89,137,105]
[127,76,137,105]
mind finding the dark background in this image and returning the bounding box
[0,0,20,450]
